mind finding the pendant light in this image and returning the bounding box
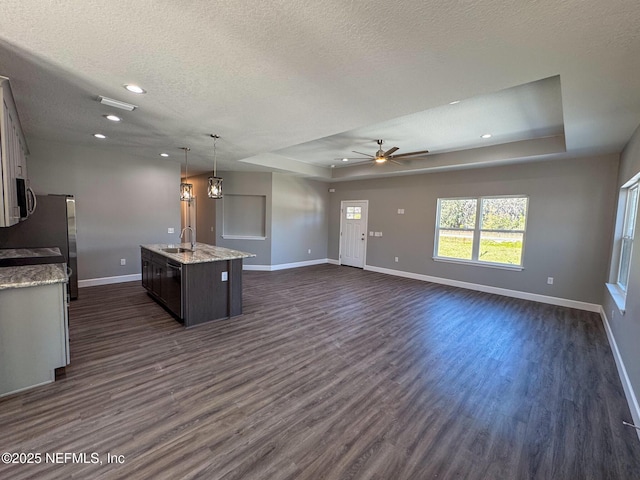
[208,134,223,199]
[180,147,194,202]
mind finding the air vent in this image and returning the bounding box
[97,96,137,111]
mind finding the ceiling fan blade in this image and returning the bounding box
[392,149,430,158]
[352,150,375,158]
[383,146,399,156]
[389,159,403,166]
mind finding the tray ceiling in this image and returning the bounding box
[0,0,638,181]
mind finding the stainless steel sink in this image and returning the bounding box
[162,247,192,253]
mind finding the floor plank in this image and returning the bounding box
[1,264,639,479]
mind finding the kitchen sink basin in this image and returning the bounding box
[162,247,192,253]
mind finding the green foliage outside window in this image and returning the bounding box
[436,196,528,266]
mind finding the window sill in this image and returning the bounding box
[433,256,524,271]
[605,283,626,315]
[221,235,267,241]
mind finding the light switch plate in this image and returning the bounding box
[398,209,405,214]
[168,227,174,234]
[221,271,228,282]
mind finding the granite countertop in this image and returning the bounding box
[0,248,68,291]
[0,247,62,260]
[141,242,256,264]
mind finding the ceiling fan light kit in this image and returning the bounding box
[342,139,429,165]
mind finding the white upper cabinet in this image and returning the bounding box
[0,76,29,227]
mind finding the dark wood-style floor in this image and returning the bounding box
[1,264,639,479]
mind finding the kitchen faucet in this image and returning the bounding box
[180,226,196,251]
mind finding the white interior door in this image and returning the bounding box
[340,200,368,268]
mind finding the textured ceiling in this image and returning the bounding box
[0,0,638,180]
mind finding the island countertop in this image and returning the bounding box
[0,247,68,291]
[140,242,255,264]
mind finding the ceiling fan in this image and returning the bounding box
[341,139,430,165]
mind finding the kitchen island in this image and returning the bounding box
[140,242,255,327]
[0,247,69,397]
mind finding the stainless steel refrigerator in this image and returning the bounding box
[0,194,78,299]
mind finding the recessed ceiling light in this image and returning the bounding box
[93,133,107,139]
[160,153,169,157]
[124,84,146,94]
[331,164,336,168]
[104,114,121,122]
[342,158,349,162]
[449,100,460,105]
[481,133,492,139]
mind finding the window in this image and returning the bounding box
[617,183,638,292]
[345,206,362,220]
[435,196,528,268]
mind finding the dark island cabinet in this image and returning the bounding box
[140,246,245,327]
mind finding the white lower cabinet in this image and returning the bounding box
[0,282,69,397]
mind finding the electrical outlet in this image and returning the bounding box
[394,256,399,262]
[168,227,174,234]
[221,271,228,282]
[547,277,554,285]
[120,258,126,266]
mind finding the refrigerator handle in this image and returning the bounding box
[26,187,37,215]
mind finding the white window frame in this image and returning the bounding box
[608,181,639,312]
[617,183,638,291]
[434,195,528,270]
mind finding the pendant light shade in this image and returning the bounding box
[180,147,193,202]
[208,134,223,199]
[208,176,223,198]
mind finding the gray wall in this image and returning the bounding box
[210,171,330,267]
[271,173,329,265]
[25,138,181,280]
[189,173,217,245]
[328,154,619,304]
[603,123,640,416]
[214,171,273,266]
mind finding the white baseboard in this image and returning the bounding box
[600,307,640,442]
[363,264,601,313]
[327,258,340,265]
[0,379,54,398]
[244,258,330,272]
[242,265,272,271]
[79,273,141,288]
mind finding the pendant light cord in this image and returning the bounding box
[183,147,190,181]
[211,134,220,177]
